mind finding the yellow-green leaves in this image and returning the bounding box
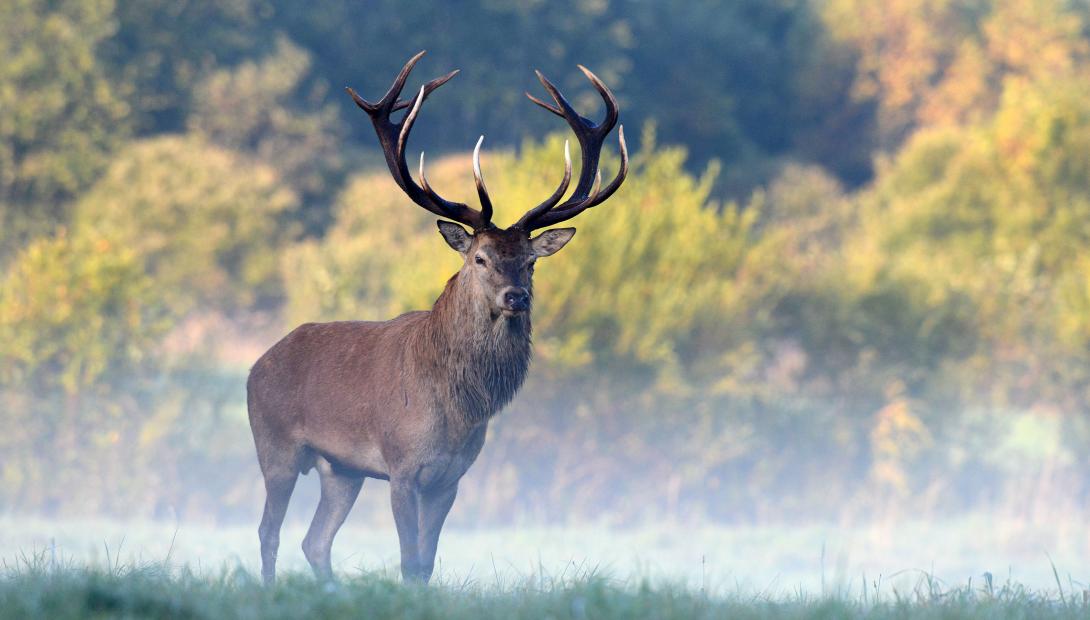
[0,0,130,243]
[0,231,167,394]
[74,136,300,314]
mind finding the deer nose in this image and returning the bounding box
[501,287,530,312]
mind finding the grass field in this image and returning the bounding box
[1,560,1086,619]
[2,516,1088,618]
[2,562,1081,618]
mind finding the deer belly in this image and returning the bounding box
[349,442,389,478]
[305,439,389,480]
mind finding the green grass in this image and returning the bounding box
[3,516,1088,618]
[1,554,1085,620]
[5,515,1087,593]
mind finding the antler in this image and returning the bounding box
[347,53,625,233]
[515,65,628,232]
[346,51,494,230]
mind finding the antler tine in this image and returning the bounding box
[378,50,427,109]
[349,68,459,114]
[472,136,494,223]
[392,69,459,111]
[529,70,589,131]
[525,92,564,117]
[347,50,428,113]
[526,125,628,229]
[396,85,430,164]
[517,66,626,231]
[418,150,455,212]
[514,140,572,228]
[577,64,619,132]
[346,86,376,113]
[347,52,491,230]
[419,151,431,192]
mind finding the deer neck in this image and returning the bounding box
[420,273,532,427]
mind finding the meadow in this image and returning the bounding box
[2,515,1088,618]
[2,565,1085,619]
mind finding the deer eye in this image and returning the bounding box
[474,255,487,266]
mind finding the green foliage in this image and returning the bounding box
[0,231,167,395]
[106,0,274,133]
[281,153,465,325]
[73,136,300,314]
[822,0,1090,147]
[855,76,1090,355]
[188,36,346,230]
[270,0,869,190]
[0,0,131,246]
[524,132,752,379]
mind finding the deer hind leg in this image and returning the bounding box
[416,484,458,583]
[302,456,364,581]
[258,465,298,586]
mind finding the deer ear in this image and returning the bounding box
[437,220,473,253]
[530,227,576,257]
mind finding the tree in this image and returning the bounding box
[836,74,1090,417]
[270,0,867,190]
[188,37,346,232]
[823,0,1090,149]
[0,231,167,395]
[0,229,171,515]
[0,0,131,248]
[73,136,300,314]
[105,0,273,134]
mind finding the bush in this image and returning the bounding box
[0,231,167,394]
[73,136,300,314]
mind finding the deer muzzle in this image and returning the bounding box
[499,287,531,313]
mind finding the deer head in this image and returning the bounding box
[346,51,627,317]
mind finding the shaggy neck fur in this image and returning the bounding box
[415,272,532,429]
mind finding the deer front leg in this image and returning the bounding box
[389,478,423,581]
[416,483,458,583]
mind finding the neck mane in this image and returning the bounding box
[415,272,532,427]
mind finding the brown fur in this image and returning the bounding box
[251,51,621,586]
[247,226,564,584]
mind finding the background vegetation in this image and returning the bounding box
[2,0,1089,526]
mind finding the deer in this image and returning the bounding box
[246,51,627,585]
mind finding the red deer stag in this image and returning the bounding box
[247,51,627,585]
